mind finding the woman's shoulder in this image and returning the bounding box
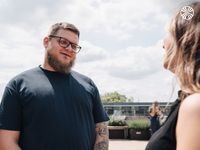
[180,93,200,113]
[181,93,200,108]
[176,94,200,149]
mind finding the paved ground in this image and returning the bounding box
[109,139,148,150]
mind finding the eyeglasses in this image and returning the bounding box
[49,35,82,53]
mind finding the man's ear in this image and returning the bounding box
[43,37,49,48]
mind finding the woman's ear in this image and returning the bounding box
[43,37,49,48]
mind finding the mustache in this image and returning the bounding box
[47,52,75,74]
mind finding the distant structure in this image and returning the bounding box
[103,102,173,116]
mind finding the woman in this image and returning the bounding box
[146,2,200,150]
[149,101,161,135]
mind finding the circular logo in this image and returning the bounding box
[180,6,194,20]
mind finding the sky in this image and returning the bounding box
[0,0,192,102]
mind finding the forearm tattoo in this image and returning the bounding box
[97,127,108,137]
[94,140,108,150]
[94,123,109,150]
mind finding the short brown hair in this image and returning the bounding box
[48,22,80,37]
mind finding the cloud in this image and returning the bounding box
[106,42,164,80]
[77,40,108,62]
[76,0,168,41]
[74,39,179,101]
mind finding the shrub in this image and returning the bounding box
[127,119,150,130]
[108,120,127,126]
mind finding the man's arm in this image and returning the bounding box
[93,121,109,150]
[0,130,21,150]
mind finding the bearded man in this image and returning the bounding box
[0,22,109,150]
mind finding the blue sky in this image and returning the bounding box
[0,0,189,102]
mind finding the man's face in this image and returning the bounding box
[43,29,79,73]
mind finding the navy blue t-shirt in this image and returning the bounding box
[0,67,109,150]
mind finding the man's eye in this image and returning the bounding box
[60,40,69,45]
[71,44,77,49]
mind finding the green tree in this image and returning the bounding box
[101,91,132,103]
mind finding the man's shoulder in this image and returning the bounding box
[71,70,92,83]
[9,67,41,83]
[70,70,97,90]
[6,67,41,89]
[14,67,39,77]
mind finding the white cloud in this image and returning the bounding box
[74,39,179,101]
[77,40,108,62]
[106,42,163,80]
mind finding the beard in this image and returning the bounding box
[47,52,75,74]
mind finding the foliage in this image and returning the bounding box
[108,119,127,126]
[127,119,150,130]
[101,91,133,103]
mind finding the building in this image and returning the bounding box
[103,102,173,116]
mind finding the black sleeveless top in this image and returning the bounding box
[145,98,181,150]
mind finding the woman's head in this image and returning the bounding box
[163,2,200,94]
[152,101,158,107]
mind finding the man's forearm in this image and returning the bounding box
[0,142,21,150]
[0,130,21,150]
[94,122,109,150]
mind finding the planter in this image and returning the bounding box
[108,126,128,139]
[128,128,150,140]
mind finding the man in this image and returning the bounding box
[0,22,109,150]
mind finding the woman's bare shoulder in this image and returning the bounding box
[180,93,200,114]
[176,94,200,149]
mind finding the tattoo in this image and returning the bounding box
[94,140,108,150]
[94,122,109,150]
[97,127,108,137]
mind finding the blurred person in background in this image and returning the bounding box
[148,101,162,135]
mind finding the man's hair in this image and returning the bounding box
[166,2,200,94]
[48,22,80,37]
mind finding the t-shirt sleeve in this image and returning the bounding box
[0,86,22,130]
[91,81,109,123]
